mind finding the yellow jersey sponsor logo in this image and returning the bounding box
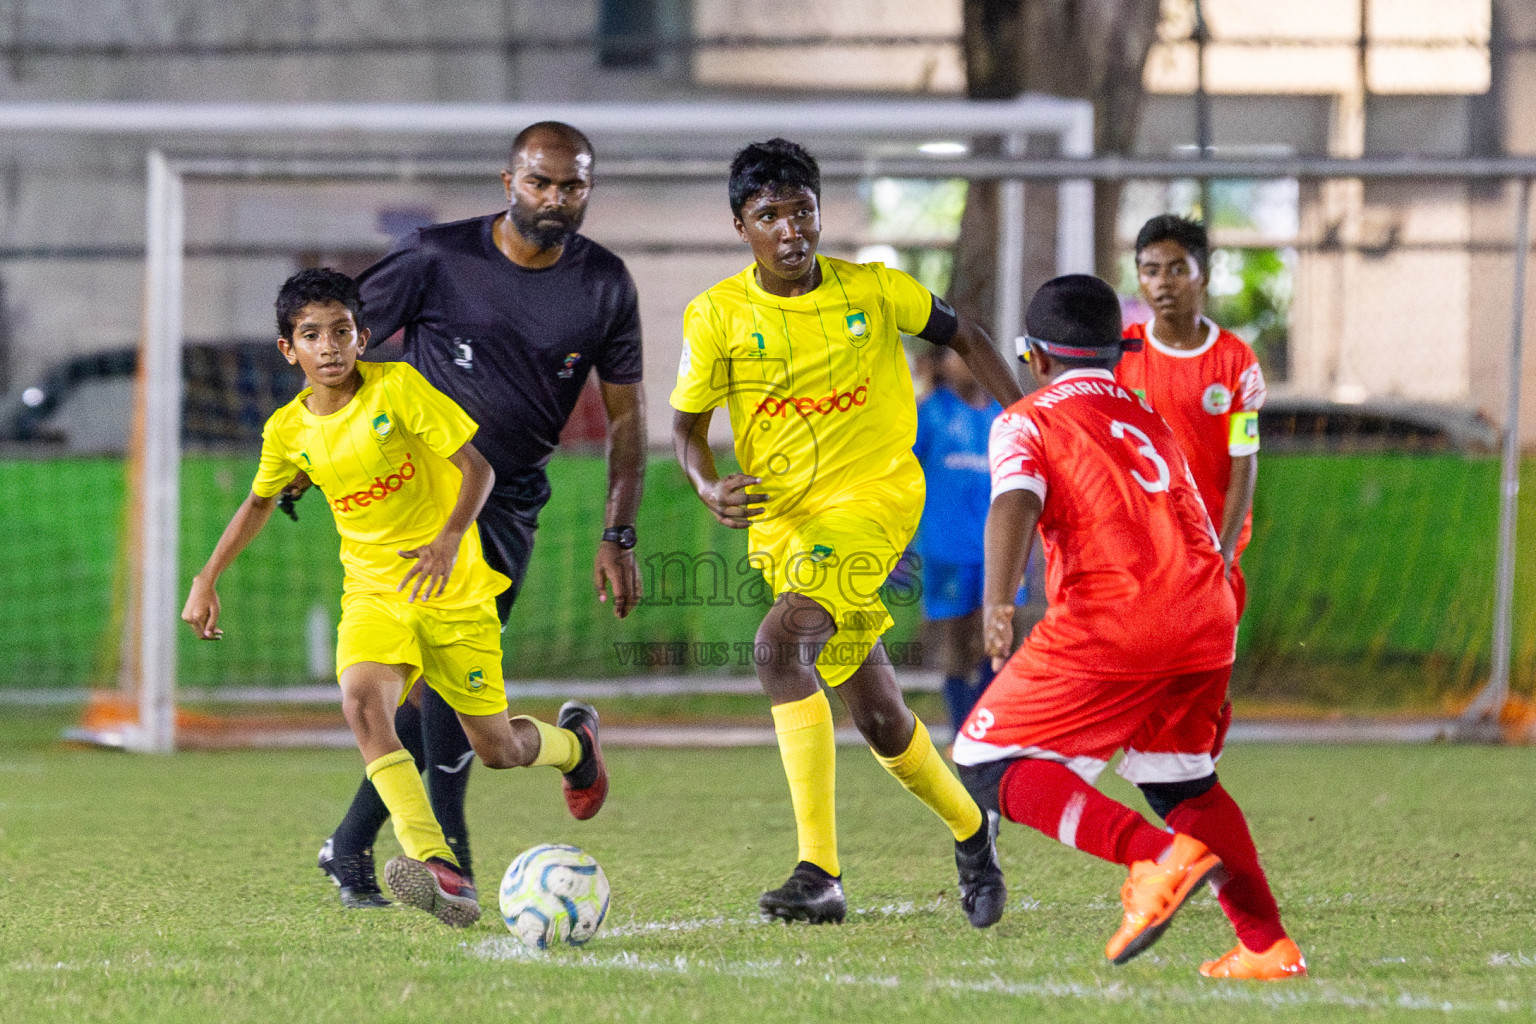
[330,453,417,514]
[753,378,871,418]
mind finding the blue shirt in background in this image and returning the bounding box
[913,386,1002,566]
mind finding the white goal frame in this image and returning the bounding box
[41,98,1094,752]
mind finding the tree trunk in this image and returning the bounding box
[951,0,1162,334]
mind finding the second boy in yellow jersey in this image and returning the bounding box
[182,268,608,929]
[674,255,935,675]
[672,139,1024,928]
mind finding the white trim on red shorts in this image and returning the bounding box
[951,734,1109,785]
[1116,749,1215,784]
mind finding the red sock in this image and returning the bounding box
[1163,783,1287,952]
[999,759,1171,866]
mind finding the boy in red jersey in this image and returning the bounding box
[953,275,1304,979]
[1116,215,1265,616]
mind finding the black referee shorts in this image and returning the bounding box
[475,482,546,627]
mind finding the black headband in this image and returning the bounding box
[1015,334,1143,362]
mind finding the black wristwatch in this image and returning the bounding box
[601,525,637,550]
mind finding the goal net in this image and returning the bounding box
[0,102,1531,749]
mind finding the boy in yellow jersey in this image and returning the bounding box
[181,268,608,928]
[671,139,1024,927]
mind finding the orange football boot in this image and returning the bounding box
[1200,937,1308,980]
[1105,833,1222,964]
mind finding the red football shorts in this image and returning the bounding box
[951,663,1232,787]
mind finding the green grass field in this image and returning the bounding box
[4,707,1536,1022]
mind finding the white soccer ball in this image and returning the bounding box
[499,843,610,949]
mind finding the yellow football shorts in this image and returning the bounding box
[335,592,508,716]
[751,506,916,687]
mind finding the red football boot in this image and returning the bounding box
[557,700,609,820]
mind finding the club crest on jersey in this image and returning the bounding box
[1202,383,1233,415]
[809,544,835,563]
[371,413,393,440]
[844,310,870,342]
[467,668,485,691]
[557,352,582,379]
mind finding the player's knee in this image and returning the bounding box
[341,688,391,736]
[851,701,909,756]
[1138,773,1218,819]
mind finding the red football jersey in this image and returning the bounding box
[989,368,1237,678]
[1116,318,1265,556]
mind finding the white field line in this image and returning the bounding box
[467,934,1522,1014]
[1490,953,1536,967]
[595,897,959,938]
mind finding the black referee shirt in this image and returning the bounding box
[357,214,643,494]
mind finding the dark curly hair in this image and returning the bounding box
[728,138,821,217]
[275,267,363,340]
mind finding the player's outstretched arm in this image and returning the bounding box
[672,408,767,530]
[594,381,646,618]
[982,489,1043,669]
[398,440,495,603]
[181,492,279,639]
[1218,453,1258,570]
[950,314,1025,408]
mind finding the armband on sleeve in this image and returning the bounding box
[1228,410,1260,456]
[916,294,960,346]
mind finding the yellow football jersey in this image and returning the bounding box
[670,256,933,537]
[252,360,509,609]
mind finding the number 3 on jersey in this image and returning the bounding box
[1110,420,1170,493]
[963,707,994,741]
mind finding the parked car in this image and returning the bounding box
[5,341,306,452]
[1257,395,1499,454]
[4,339,611,453]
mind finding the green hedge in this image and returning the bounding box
[0,451,1524,709]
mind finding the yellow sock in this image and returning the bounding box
[771,689,839,877]
[514,716,582,773]
[366,749,456,866]
[873,718,984,842]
